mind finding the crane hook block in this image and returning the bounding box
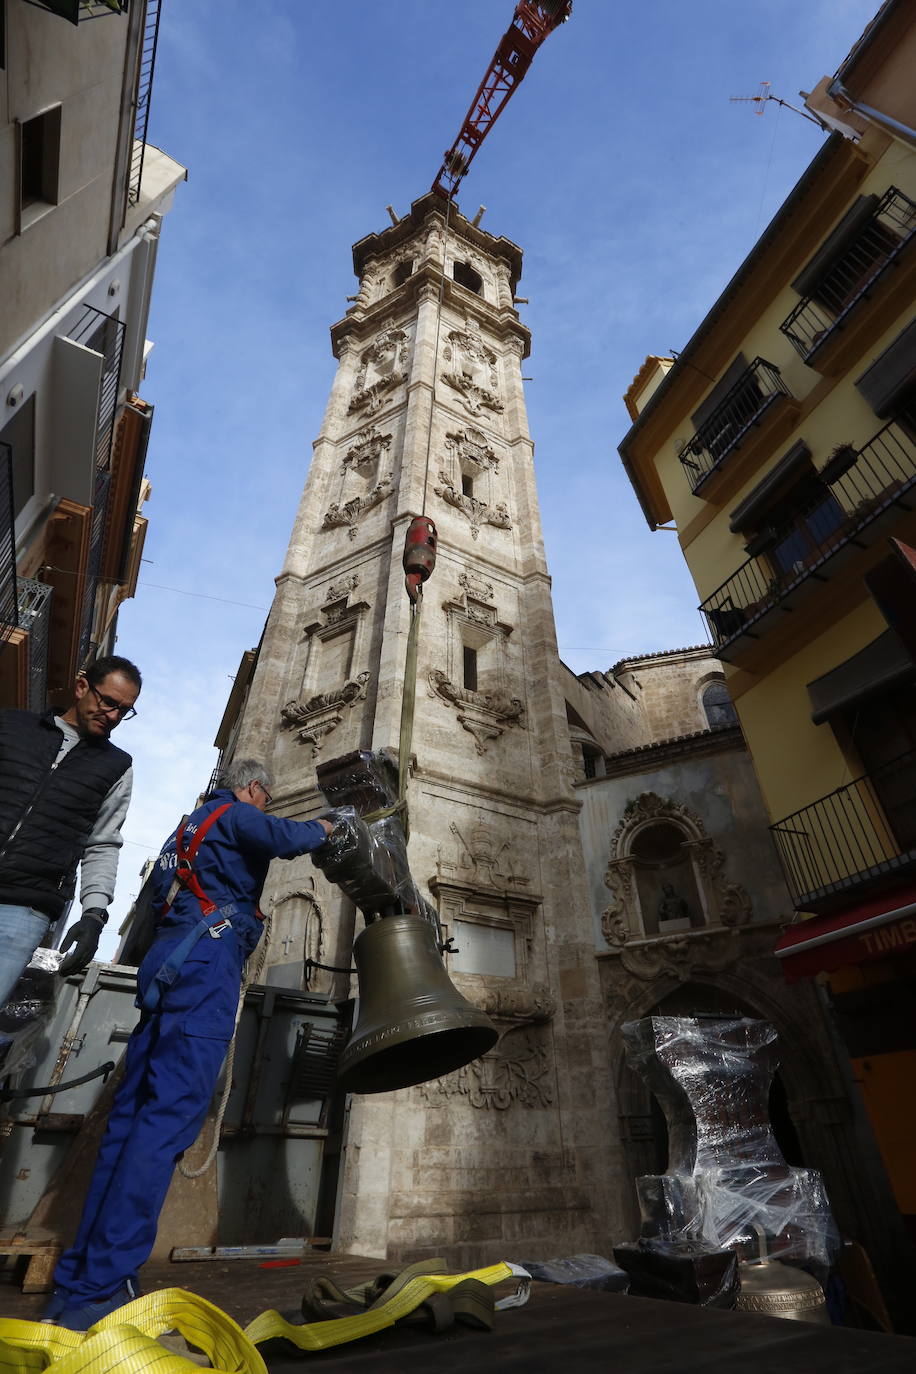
[403,516,438,603]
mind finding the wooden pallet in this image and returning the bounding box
[0,1239,61,1293]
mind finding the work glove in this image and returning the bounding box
[58,908,108,977]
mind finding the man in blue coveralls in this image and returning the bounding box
[44,757,336,1330]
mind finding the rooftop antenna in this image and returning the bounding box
[730,80,827,130]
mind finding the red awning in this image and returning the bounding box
[774,883,916,982]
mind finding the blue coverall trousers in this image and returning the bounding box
[52,930,242,1302]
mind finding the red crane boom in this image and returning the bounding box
[432,0,572,200]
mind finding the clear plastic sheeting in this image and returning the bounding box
[311,805,434,925]
[621,1015,839,1271]
[0,946,63,1083]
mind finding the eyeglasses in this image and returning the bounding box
[88,683,138,721]
[257,781,273,804]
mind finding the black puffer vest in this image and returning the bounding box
[0,710,131,920]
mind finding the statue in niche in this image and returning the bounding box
[657,882,692,926]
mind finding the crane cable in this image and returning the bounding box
[364,195,455,842]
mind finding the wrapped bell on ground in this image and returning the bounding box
[339,914,498,1094]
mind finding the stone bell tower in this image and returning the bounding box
[227,193,623,1264]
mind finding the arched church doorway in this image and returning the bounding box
[615,981,804,1234]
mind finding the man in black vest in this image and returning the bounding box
[0,655,141,1008]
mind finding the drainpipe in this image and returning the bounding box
[827,79,916,148]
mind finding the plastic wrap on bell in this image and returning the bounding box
[311,805,430,921]
[636,1174,718,1248]
[621,1015,838,1273]
[0,947,63,1080]
[697,1164,839,1268]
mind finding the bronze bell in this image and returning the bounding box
[339,914,499,1094]
[736,1226,829,1324]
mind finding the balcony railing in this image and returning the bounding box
[23,1,126,23]
[679,358,792,493]
[77,467,112,665]
[780,187,916,363]
[771,747,916,910]
[66,305,125,472]
[127,0,162,206]
[0,441,16,651]
[699,420,916,651]
[17,579,53,712]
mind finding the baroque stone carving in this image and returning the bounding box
[281,671,371,757]
[458,570,494,602]
[428,668,525,753]
[442,819,530,891]
[601,791,753,946]
[477,982,556,1024]
[324,573,360,602]
[684,836,752,927]
[340,426,391,476]
[434,471,511,538]
[321,475,392,538]
[418,1029,553,1110]
[441,327,503,417]
[349,329,409,414]
[604,927,741,983]
[445,426,500,475]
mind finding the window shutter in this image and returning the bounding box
[855,319,916,419]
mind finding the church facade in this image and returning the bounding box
[212,195,897,1280]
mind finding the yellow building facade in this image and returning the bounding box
[618,0,916,1255]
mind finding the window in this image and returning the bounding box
[0,396,36,520]
[393,260,414,288]
[453,261,483,295]
[461,473,474,498]
[766,477,847,577]
[702,680,737,729]
[18,107,62,226]
[845,682,916,852]
[463,645,478,692]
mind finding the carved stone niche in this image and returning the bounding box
[441,324,503,417]
[445,426,500,477]
[339,425,392,479]
[600,791,754,977]
[282,584,371,757]
[281,672,370,758]
[433,471,511,539]
[348,328,410,415]
[321,474,393,539]
[429,578,523,752]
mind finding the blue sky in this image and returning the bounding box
[102,0,880,941]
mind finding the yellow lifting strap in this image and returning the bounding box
[0,1262,517,1373]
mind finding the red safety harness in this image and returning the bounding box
[165,802,234,918]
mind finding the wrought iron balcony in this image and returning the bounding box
[17,579,53,711]
[66,305,125,472]
[24,1,126,22]
[127,0,162,205]
[77,467,112,665]
[678,359,793,493]
[699,420,916,653]
[771,746,916,911]
[780,187,916,364]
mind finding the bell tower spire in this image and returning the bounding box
[222,194,619,1264]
